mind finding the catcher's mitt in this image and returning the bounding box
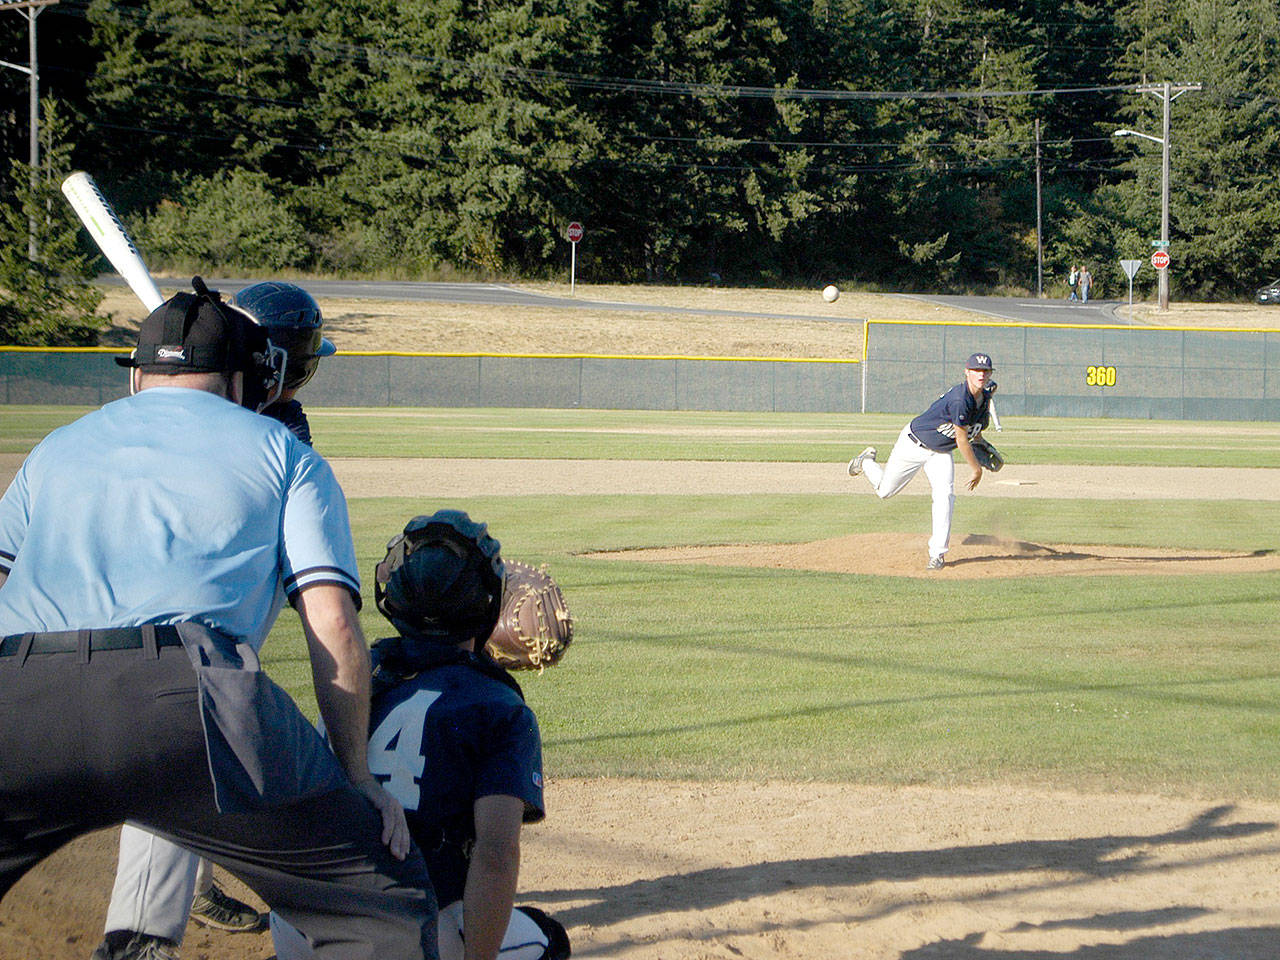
[485,561,573,671]
[971,436,1004,472]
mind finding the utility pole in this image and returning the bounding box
[1,0,62,260]
[1034,117,1043,297]
[1113,81,1201,312]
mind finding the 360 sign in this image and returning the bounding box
[1086,365,1117,387]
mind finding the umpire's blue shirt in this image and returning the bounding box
[0,387,359,648]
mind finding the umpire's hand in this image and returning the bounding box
[299,584,411,860]
[353,778,412,861]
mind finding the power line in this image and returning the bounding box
[51,0,1149,104]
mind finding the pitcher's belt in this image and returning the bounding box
[0,625,184,657]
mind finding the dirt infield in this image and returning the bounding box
[7,781,1280,959]
[323,457,1278,501]
[588,531,1280,579]
[4,456,1280,958]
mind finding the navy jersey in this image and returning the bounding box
[263,398,313,446]
[367,658,544,907]
[909,383,992,452]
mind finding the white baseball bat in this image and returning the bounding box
[61,171,164,312]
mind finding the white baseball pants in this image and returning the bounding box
[860,425,956,560]
[104,824,208,942]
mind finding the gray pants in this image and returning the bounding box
[0,628,437,960]
[105,826,207,942]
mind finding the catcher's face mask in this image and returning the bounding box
[374,510,504,644]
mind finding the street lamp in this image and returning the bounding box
[1112,126,1170,311]
[2,0,63,260]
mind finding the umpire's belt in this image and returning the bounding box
[0,625,184,657]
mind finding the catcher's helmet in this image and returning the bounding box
[228,281,336,391]
[375,510,505,645]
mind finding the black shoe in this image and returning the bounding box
[517,905,571,960]
[90,931,180,960]
[190,882,265,933]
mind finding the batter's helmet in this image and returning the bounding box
[375,510,505,646]
[228,282,336,390]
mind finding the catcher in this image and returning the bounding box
[271,509,572,960]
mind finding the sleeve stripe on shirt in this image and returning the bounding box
[284,566,362,609]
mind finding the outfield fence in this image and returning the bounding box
[864,320,1280,421]
[4,319,1279,420]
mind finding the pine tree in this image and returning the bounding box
[307,0,602,275]
[1112,0,1280,298]
[0,103,105,346]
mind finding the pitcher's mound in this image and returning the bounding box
[587,532,1280,579]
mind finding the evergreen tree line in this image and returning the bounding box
[3,0,1280,343]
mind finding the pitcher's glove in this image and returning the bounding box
[972,436,1004,472]
[485,561,573,671]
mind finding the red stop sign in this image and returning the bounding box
[1151,250,1170,270]
[566,222,584,243]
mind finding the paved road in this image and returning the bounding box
[107,278,1125,326]
[896,293,1126,325]
[127,277,866,324]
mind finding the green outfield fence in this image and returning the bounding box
[4,319,1279,420]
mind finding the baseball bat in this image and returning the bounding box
[60,171,164,312]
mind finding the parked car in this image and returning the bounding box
[1257,278,1280,304]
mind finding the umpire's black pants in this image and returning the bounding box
[0,631,437,960]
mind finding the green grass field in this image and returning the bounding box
[9,405,1280,466]
[6,406,1280,801]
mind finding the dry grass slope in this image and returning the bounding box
[94,281,1280,359]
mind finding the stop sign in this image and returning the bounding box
[1151,250,1170,270]
[566,222,584,243]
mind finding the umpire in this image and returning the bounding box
[0,281,438,959]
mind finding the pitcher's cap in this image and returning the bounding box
[965,352,993,370]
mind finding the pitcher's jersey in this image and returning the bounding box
[909,383,992,453]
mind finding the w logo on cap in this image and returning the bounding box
[966,352,993,370]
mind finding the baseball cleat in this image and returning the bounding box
[926,555,945,571]
[190,882,266,932]
[847,446,876,477]
[90,932,180,960]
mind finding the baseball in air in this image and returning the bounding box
[822,284,840,303]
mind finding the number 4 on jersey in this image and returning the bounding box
[367,689,442,810]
